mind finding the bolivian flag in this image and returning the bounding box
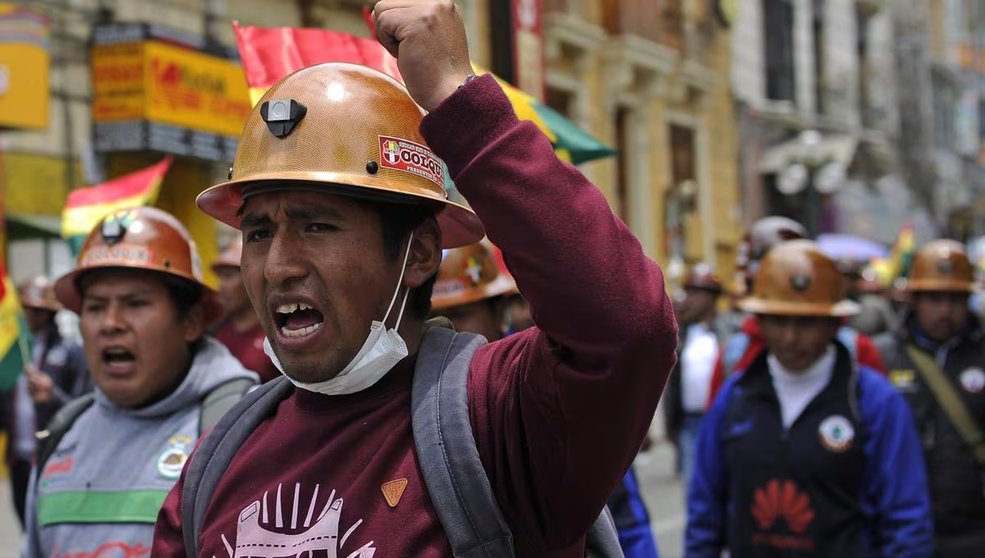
[0,268,31,392]
[889,222,915,280]
[60,157,172,254]
[232,23,615,165]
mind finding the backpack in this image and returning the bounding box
[33,376,256,481]
[181,324,624,557]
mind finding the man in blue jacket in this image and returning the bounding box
[686,240,932,558]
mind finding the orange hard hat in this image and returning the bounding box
[53,207,224,325]
[431,241,517,310]
[212,237,243,270]
[907,239,974,293]
[739,240,860,317]
[197,63,484,249]
[684,263,724,293]
[18,275,62,313]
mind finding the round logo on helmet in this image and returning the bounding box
[382,140,401,165]
[938,258,954,275]
[818,415,855,452]
[960,368,985,394]
[790,275,812,292]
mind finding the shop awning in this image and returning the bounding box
[6,213,62,240]
[759,134,858,174]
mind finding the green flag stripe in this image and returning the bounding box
[38,490,170,526]
[533,102,617,164]
[0,342,25,392]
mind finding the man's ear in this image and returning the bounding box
[404,218,442,289]
[183,303,206,343]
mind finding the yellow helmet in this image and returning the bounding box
[197,63,484,248]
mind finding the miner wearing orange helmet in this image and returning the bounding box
[686,240,931,557]
[211,237,279,382]
[152,2,677,556]
[429,240,516,341]
[20,208,258,558]
[875,240,985,557]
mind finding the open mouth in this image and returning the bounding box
[274,302,325,338]
[102,347,136,373]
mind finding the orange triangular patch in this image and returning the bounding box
[382,478,408,508]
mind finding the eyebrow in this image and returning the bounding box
[240,203,347,228]
[82,289,156,303]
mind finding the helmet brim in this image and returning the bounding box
[197,177,485,249]
[738,297,860,318]
[906,279,974,293]
[431,274,518,310]
[54,266,225,326]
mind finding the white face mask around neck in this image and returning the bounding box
[263,234,414,396]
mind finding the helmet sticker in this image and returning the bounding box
[80,243,153,268]
[378,135,444,188]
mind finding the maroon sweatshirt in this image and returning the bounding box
[152,75,677,557]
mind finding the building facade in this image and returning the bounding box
[0,0,741,290]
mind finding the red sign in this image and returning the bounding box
[512,0,544,100]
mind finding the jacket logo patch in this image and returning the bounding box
[381,478,408,508]
[378,135,444,188]
[42,456,74,479]
[890,369,916,391]
[818,415,855,452]
[751,479,815,551]
[157,435,192,480]
[960,368,985,394]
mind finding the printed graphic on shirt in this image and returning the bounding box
[818,415,855,453]
[42,456,74,480]
[215,483,376,558]
[959,367,985,394]
[750,479,815,551]
[890,369,917,391]
[157,435,192,480]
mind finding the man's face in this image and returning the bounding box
[432,299,503,342]
[914,291,970,343]
[680,288,716,324]
[759,314,839,372]
[24,306,53,333]
[214,265,252,317]
[239,191,407,383]
[79,271,203,408]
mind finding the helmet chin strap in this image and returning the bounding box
[381,232,415,331]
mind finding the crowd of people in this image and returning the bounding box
[1,2,983,557]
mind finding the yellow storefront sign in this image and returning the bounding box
[0,42,49,129]
[91,40,250,137]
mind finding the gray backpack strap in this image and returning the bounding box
[198,377,256,435]
[34,394,95,479]
[585,507,624,558]
[182,376,294,557]
[412,325,515,558]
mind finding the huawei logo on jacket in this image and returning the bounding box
[750,479,815,550]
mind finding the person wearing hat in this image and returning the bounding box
[664,264,727,485]
[429,240,516,341]
[211,237,280,382]
[20,207,258,558]
[2,276,89,527]
[875,240,985,557]
[705,217,886,406]
[686,240,931,558]
[151,3,676,556]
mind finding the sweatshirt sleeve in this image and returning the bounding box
[858,370,933,558]
[685,379,734,558]
[421,75,678,551]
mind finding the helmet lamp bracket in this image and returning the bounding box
[261,99,307,138]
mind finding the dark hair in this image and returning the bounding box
[366,200,439,319]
